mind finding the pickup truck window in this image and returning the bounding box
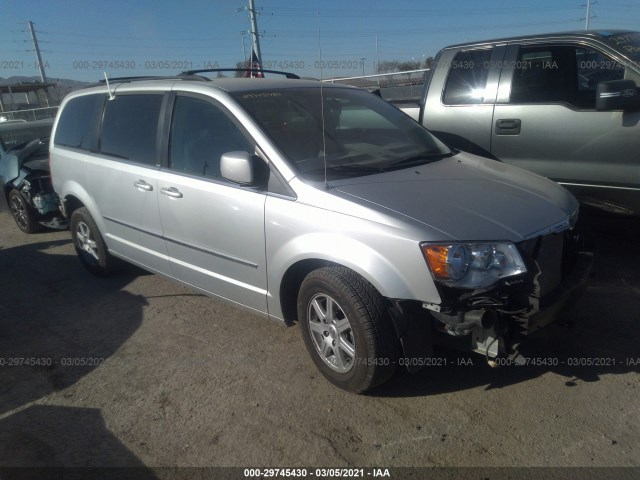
[510,45,624,109]
[443,49,493,105]
[233,87,451,180]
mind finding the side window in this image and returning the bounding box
[510,45,625,109]
[443,49,493,105]
[576,48,625,92]
[54,94,105,150]
[169,95,253,180]
[100,94,163,165]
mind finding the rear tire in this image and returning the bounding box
[8,189,42,234]
[70,207,119,276]
[298,267,398,393]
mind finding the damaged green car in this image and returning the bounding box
[0,118,66,233]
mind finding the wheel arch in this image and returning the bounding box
[279,258,336,325]
[63,193,86,217]
[277,253,411,325]
[59,181,107,234]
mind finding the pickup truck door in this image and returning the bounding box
[491,42,640,214]
[157,93,269,313]
[422,45,506,158]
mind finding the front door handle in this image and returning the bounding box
[495,119,522,135]
[161,187,183,199]
[133,180,153,191]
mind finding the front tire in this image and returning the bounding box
[8,189,41,234]
[70,207,119,276]
[298,267,398,393]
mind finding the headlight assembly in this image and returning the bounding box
[421,242,526,289]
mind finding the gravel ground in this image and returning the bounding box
[0,208,638,479]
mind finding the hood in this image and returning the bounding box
[331,153,578,241]
[0,139,48,185]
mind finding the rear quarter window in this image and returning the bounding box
[100,94,163,166]
[53,94,105,150]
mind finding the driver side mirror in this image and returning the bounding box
[596,79,640,111]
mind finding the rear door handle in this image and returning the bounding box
[161,187,183,199]
[495,119,521,135]
[133,180,153,191]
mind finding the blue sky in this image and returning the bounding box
[1,0,639,82]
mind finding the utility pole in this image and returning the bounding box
[28,20,47,83]
[248,0,262,65]
[583,0,597,30]
[375,36,379,74]
[585,0,591,29]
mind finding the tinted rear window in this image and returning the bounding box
[54,94,105,150]
[100,94,163,165]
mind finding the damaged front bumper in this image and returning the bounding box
[424,228,594,361]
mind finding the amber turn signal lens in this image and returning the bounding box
[421,243,470,281]
[422,244,450,280]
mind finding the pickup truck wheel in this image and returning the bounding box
[70,207,118,276]
[298,267,398,393]
[8,189,41,234]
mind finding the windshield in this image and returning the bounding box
[232,87,452,180]
[0,119,53,153]
[605,31,640,66]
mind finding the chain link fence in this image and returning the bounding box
[0,106,59,122]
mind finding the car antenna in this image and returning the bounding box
[103,72,115,100]
[317,11,329,190]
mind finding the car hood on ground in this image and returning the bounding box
[330,153,578,241]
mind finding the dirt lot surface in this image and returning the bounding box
[0,208,638,479]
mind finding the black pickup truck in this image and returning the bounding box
[0,119,67,233]
[395,30,640,216]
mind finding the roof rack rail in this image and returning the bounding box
[94,75,208,85]
[180,68,300,79]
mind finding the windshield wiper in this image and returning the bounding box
[306,163,384,176]
[383,151,454,171]
[329,163,384,172]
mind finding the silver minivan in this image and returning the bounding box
[50,74,592,392]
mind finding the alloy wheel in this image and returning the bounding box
[75,221,99,262]
[9,193,29,230]
[307,293,356,373]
